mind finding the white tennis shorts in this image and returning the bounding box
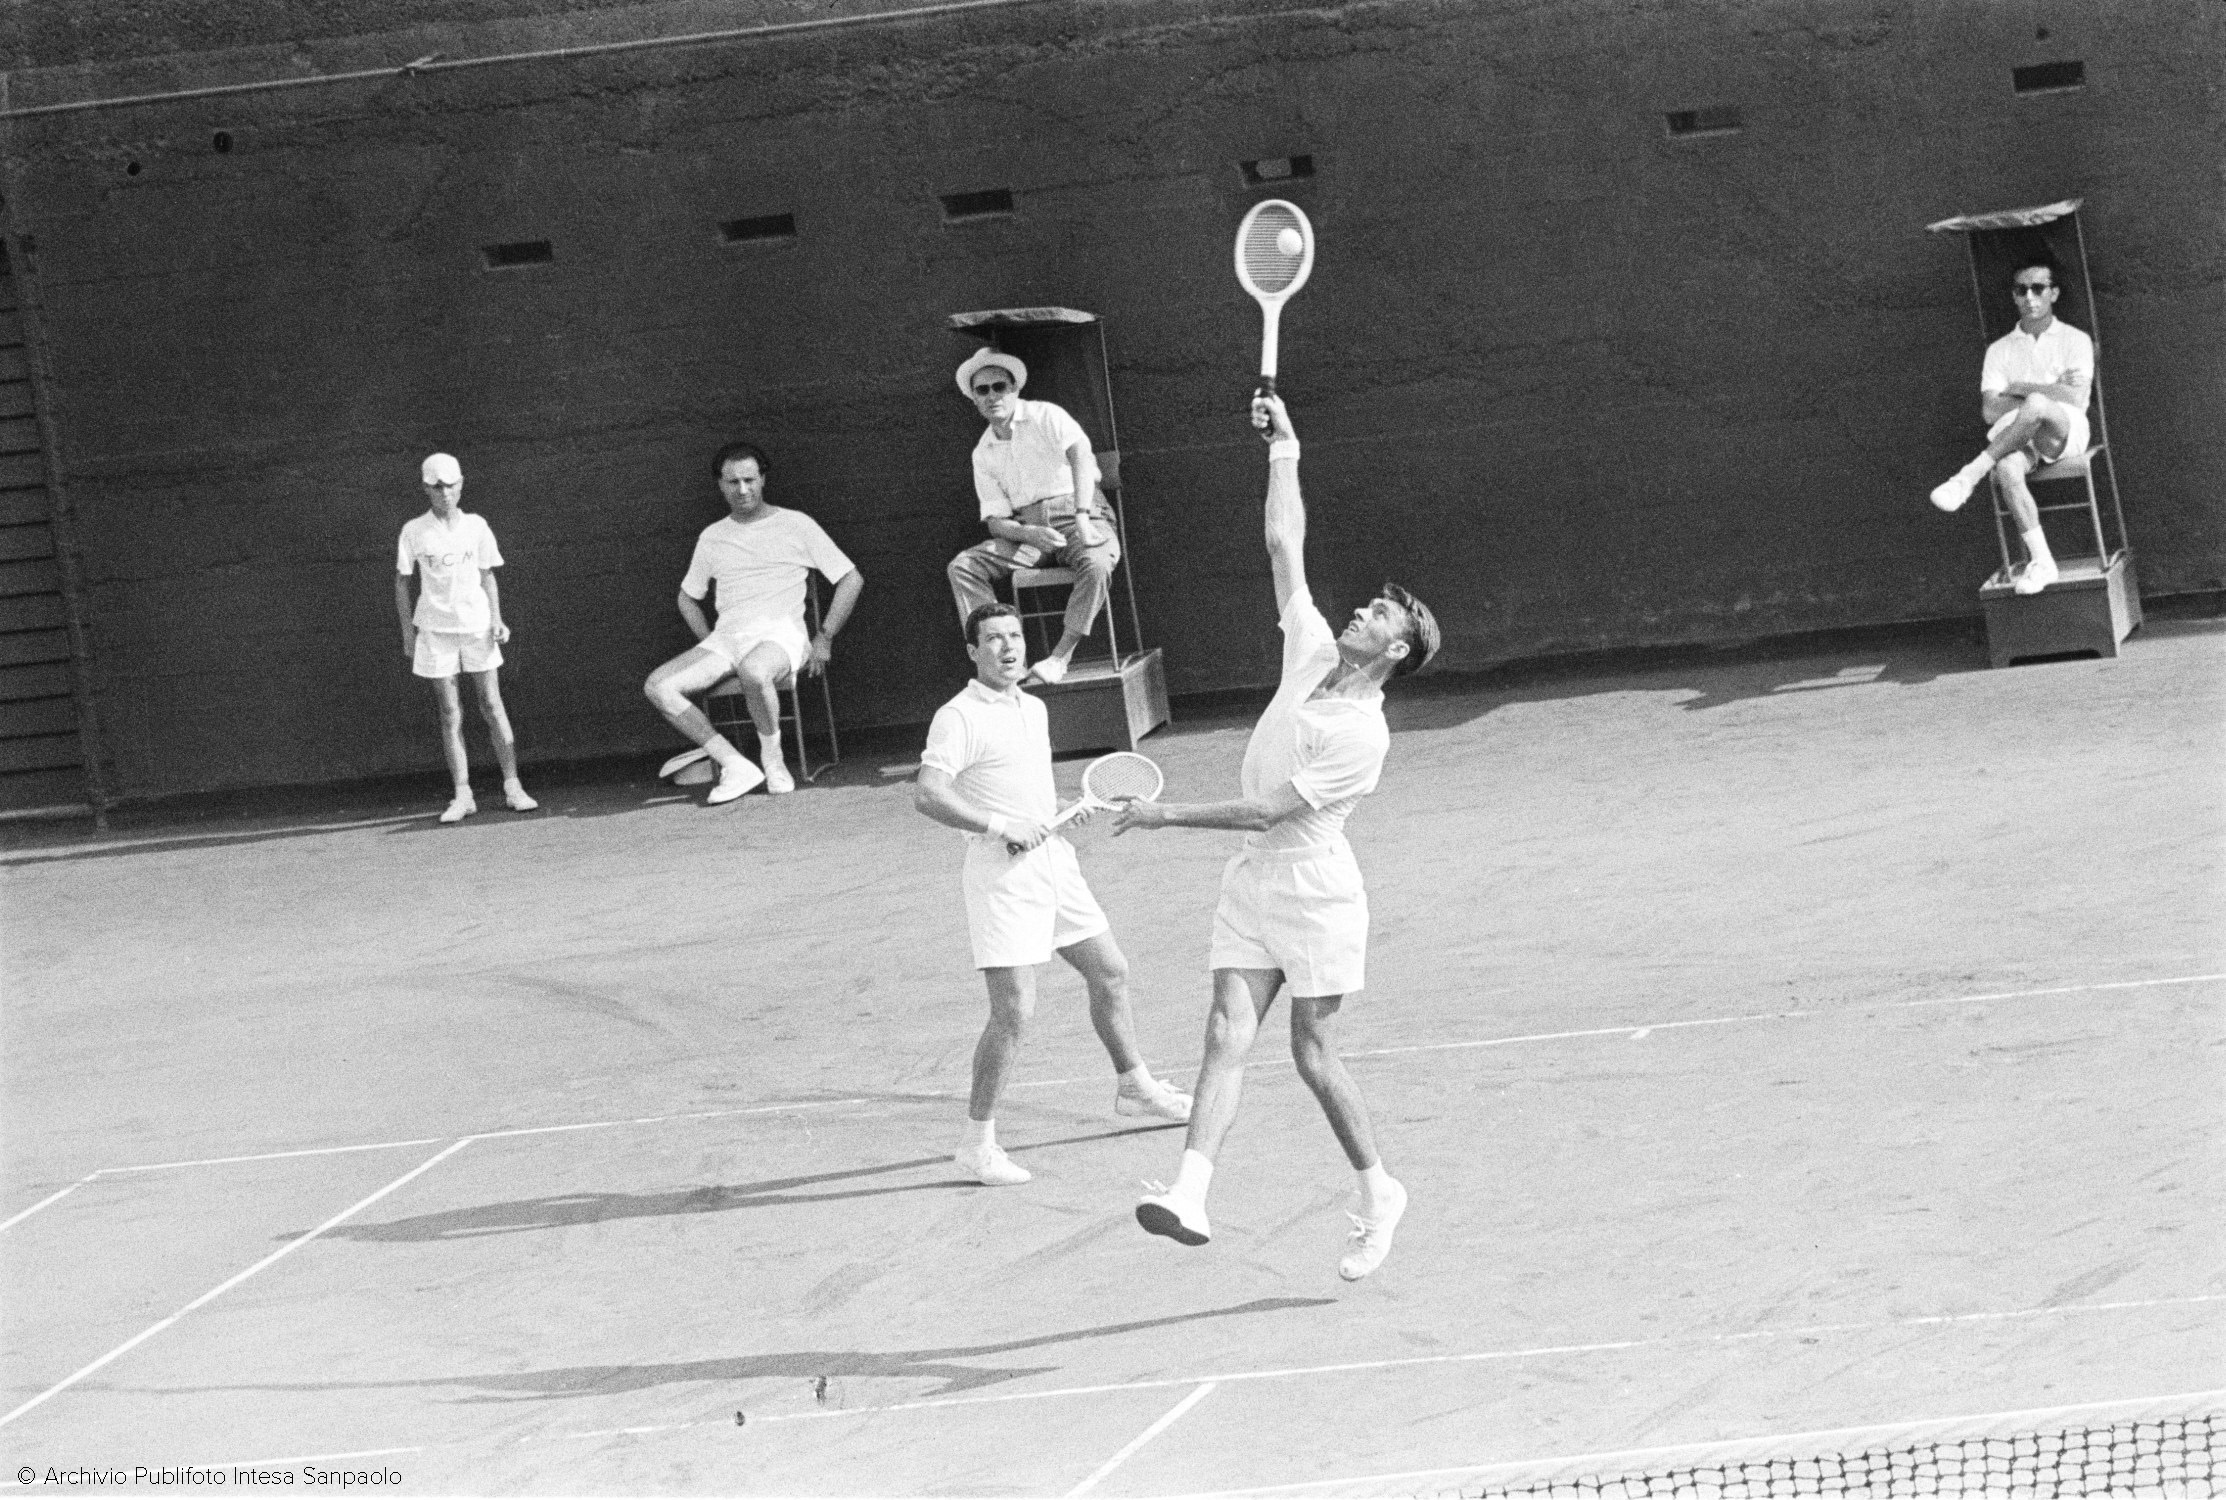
[413,629,503,679]
[1208,839,1369,998]
[962,834,1109,969]
[701,616,808,680]
[1989,400,2090,468]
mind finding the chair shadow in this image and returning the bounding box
[305,1123,1184,1244]
[153,1295,1337,1403]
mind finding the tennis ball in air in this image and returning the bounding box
[1276,227,1303,256]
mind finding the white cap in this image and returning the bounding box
[955,347,1027,397]
[420,452,462,484]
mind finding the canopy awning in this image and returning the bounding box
[948,307,1098,333]
[1925,198,2084,234]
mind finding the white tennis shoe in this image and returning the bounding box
[2013,557,2059,595]
[763,757,796,795]
[1136,1184,1211,1245]
[1929,471,1979,512]
[706,761,765,805]
[439,790,476,824]
[1027,656,1069,686]
[954,1142,1031,1186]
[503,780,538,812]
[1338,1178,1408,1281]
[1115,1078,1193,1122]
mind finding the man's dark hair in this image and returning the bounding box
[965,601,1020,646]
[1382,582,1440,677]
[2007,254,2062,290]
[712,440,770,479]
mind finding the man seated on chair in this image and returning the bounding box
[643,441,863,803]
[1929,254,2094,596]
[945,348,1121,686]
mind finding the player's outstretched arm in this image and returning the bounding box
[1113,780,1310,835]
[1254,393,1307,615]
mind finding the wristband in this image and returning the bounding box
[985,814,1012,841]
[1267,439,1301,463]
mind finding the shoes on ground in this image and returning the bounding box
[1115,1078,1193,1123]
[954,1142,1032,1186]
[763,757,796,795]
[1135,1183,1211,1245]
[439,790,476,824]
[660,747,711,779]
[2013,557,2059,595]
[503,781,538,812]
[1339,1178,1409,1281]
[706,760,766,804]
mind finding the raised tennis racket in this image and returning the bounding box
[1051,750,1164,829]
[1233,199,1315,397]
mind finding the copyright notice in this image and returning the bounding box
[16,1468,403,1490]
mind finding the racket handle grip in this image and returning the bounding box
[1048,799,1087,829]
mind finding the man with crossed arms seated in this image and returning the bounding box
[945,348,1121,686]
[1929,254,2094,596]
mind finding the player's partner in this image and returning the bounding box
[1114,392,1439,1280]
[394,451,536,823]
[915,602,1193,1186]
[1928,254,2094,595]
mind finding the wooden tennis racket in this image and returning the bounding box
[1234,199,1315,397]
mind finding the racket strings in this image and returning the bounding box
[1239,208,1307,294]
[1082,752,1163,803]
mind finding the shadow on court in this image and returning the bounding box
[150,1297,1334,1402]
[309,1124,1184,1243]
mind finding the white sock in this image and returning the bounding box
[450,783,471,798]
[705,735,747,771]
[2021,527,2055,568]
[1961,453,1995,482]
[1358,1162,1398,1216]
[1170,1148,1213,1201]
[1118,1065,1155,1091]
[963,1118,995,1152]
[759,729,783,760]
[503,776,525,791]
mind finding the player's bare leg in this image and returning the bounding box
[643,647,762,802]
[957,965,1036,1185]
[429,676,475,823]
[1059,932,1191,1122]
[733,642,794,793]
[1137,967,1280,1244]
[467,668,535,810]
[1991,448,2061,594]
[1290,993,1407,1279]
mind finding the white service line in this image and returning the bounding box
[12,971,2216,1230]
[1067,1381,1218,1497]
[0,1137,474,1430]
[1169,1386,2226,1498]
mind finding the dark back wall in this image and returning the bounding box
[4,0,2220,799]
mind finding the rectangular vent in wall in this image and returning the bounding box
[721,214,797,244]
[941,188,1015,221]
[2013,60,2085,93]
[1666,106,1743,137]
[482,240,554,269]
[1241,155,1314,186]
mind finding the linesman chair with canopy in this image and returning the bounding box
[1926,198,2140,666]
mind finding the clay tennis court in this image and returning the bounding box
[4,616,2221,1496]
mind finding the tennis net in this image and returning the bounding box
[1424,1409,2219,1498]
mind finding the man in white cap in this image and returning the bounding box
[914,600,1193,1187]
[945,349,1121,686]
[643,440,864,802]
[394,451,537,823]
[1927,254,2094,595]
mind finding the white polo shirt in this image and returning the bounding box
[973,399,1093,521]
[396,510,502,634]
[680,508,855,631]
[921,679,1057,830]
[1240,588,1390,853]
[1981,318,2093,408]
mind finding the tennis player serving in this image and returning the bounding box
[1115,391,1439,1280]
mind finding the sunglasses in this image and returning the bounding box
[971,379,1014,396]
[2012,282,2056,296]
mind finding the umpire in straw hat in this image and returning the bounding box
[944,347,1121,686]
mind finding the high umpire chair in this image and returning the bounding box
[1926,198,2140,667]
[950,305,1169,754]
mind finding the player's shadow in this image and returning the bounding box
[1384,619,1994,732]
[307,1124,1182,1243]
[156,1296,1335,1403]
